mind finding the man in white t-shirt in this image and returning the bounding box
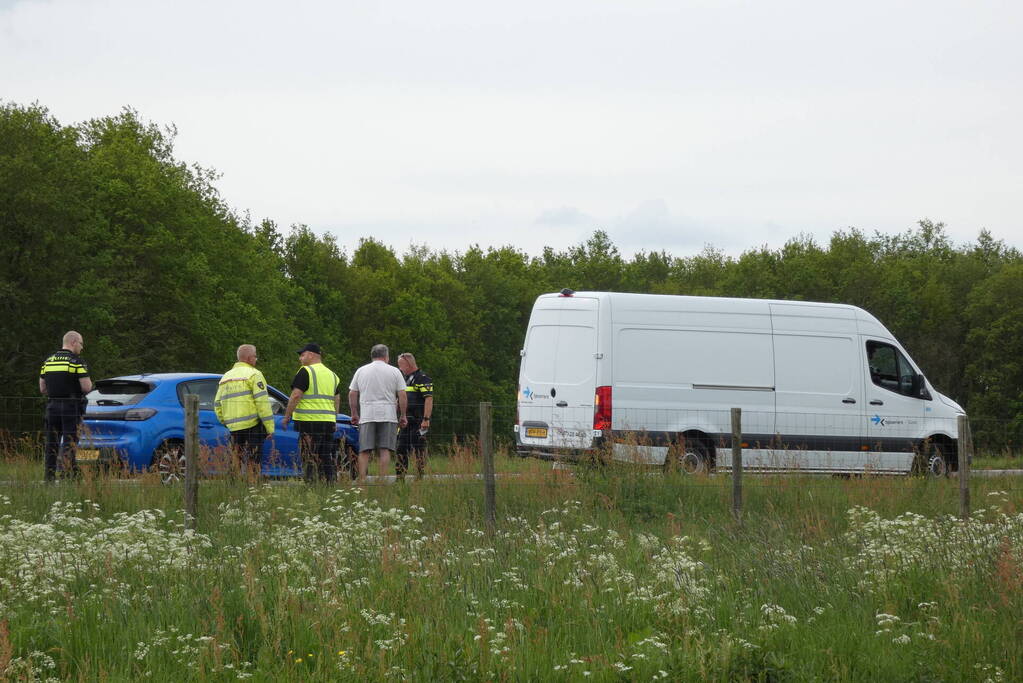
[348,344,407,482]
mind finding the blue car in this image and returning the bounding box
[78,373,359,481]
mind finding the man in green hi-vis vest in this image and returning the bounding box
[283,343,341,483]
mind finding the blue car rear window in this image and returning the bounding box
[87,380,153,406]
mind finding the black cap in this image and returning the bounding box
[297,343,322,355]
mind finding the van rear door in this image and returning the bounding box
[518,296,599,450]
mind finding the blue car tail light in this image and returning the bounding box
[124,408,157,421]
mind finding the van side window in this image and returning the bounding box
[866,341,923,398]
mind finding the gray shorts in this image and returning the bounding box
[358,421,398,453]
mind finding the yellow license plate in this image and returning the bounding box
[77,449,100,461]
[525,427,548,438]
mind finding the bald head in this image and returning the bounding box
[62,331,83,353]
[237,344,257,364]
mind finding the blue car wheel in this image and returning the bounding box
[153,440,187,484]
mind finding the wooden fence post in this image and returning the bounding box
[957,414,971,520]
[184,394,199,530]
[731,407,742,522]
[480,402,496,534]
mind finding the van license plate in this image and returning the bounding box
[525,427,548,438]
[77,449,100,461]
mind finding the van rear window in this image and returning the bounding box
[87,380,153,406]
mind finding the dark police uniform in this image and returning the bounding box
[39,349,90,480]
[396,368,432,479]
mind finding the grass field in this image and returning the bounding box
[0,449,1021,681]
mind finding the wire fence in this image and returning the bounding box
[2,397,1023,459]
[3,399,1023,532]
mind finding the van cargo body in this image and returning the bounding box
[515,292,964,475]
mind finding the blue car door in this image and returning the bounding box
[178,379,231,455]
[265,387,302,475]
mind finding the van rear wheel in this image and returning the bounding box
[665,438,711,475]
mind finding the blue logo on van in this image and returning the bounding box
[871,415,886,426]
[522,386,534,400]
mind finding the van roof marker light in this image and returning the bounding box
[559,288,575,297]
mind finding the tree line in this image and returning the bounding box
[2,102,1022,448]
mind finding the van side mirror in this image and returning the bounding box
[912,374,931,400]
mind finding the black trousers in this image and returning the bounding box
[229,423,266,471]
[297,421,335,483]
[396,418,428,479]
[44,399,82,481]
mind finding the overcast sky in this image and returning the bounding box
[3,0,1021,258]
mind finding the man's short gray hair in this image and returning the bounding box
[237,344,256,361]
[370,344,389,359]
[62,330,82,346]
[397,352,416,366]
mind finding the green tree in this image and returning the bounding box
[964,262,1023,447]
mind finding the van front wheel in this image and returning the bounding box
[665,439,711,475]
[912,440,949,478]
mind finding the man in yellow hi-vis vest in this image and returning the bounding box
[282,343,341,482]
[214,344,275,474]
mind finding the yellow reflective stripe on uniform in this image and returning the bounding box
[218,390,252,400]
[223,413,260,425]
[294,408,336,415]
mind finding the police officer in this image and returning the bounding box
[214,344,275,475]
[39,331,92,481]
[282,343,341,483]
[396,352,433,480]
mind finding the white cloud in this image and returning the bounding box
[2,0,1021,258]
[535,206,594,227]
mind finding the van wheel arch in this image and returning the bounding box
[665,432,715,474]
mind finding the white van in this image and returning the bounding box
[514,290,965,475]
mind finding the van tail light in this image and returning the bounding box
[593,386,612,431]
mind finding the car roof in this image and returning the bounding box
[96,373,221,383]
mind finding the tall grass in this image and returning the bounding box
[0,447,1020,681]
